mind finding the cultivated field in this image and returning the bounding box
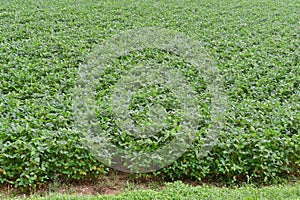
[0,0,299,198]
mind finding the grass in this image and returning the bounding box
[1,181,299,200]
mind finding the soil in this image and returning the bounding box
[0,171,166,198]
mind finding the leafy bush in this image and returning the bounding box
[0,0,299,188]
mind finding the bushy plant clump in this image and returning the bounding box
[0,0,299,188]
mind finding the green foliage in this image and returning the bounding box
[0,0,299,188]
[95,49,208,153]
